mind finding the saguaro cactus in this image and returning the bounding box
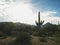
[35,12,45,36]
[35,12,44,27]
[35,12,47,42]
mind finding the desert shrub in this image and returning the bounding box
[0,32,7,37]
[15,32,32,45]
[32,32,39,36]
[55,32,60,45]
[39,37,47,42]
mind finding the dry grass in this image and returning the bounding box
[0,36,57,45]
[31,35,40,45]
[0,37,16,45]
[31,35,56,45]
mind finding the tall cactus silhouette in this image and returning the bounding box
[35,12,47,42]
[35,12,44,27]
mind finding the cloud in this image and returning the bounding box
[40,11,60,24]
[0,1,37,25]
[0,0,60,25]
[41,11,56,17]
[13,0,31,4]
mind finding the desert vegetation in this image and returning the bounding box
[0,22,60,45]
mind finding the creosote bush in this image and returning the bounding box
[32,32,39,36]
[15,32,32,45]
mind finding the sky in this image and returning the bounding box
[0,0,60,25]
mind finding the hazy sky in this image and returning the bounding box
[0,0,60,25]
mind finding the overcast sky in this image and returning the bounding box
[0,0,60,25]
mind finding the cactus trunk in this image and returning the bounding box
[35,12,44,26]
[38,12,40,24]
